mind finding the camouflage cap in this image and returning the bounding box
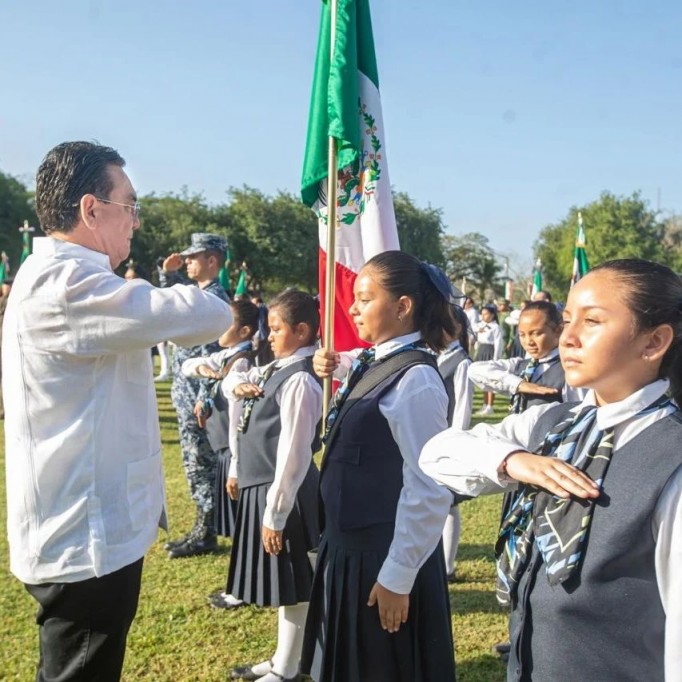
[180,233,227,257]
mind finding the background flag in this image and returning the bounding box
[0,252,9,284]
[218,246,231,292]
[19,220,34,264]
[531,257,542,298]
[504,278,513,301]
[570,212,589,288]
[235,265,247,296]
[302,0,399,350]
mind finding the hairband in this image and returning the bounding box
[420,262,464,303]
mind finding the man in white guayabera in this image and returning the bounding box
[2,141,231,681]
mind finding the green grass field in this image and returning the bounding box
[0,384,510,681]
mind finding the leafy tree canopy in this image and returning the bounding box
[0,171,38,272]
[441,232,504,302]
[535,191,666,300]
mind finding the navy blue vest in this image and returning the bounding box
[438,346,469,427]
[205,350,252,454]
[320,350,439,533]
[237,356,321,489]
[507,402,682,682]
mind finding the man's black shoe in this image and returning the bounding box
[163,533,191,551]
[493,641,511,656]
[168,535,218,559]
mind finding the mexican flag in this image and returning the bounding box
[531,258,542,298]
[301,0,399,350]
[570,212,589,288]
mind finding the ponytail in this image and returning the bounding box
[450,304,470,354]
[230,299,259,336]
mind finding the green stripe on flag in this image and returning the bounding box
[301,0,379,208]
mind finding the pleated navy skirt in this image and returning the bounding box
[214,450,238,538]
[226,464,319,607]
[475,342,495,362]
[301,523,456,682]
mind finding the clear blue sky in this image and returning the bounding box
[2,1,681,275]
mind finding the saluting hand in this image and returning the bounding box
[313,348,340,378]
[503,451,601,500]
[368,582,409,634]
[162,253,184,272]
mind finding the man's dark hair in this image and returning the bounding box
[204,248,226,268]
[35,141,125,234]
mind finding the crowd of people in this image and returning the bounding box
[4,141,682,682]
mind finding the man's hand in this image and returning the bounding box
[162,253,184,273]
[367,582,409,633]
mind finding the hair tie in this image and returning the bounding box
[420,262,464,303]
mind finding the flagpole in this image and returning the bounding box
[322,0,339,421]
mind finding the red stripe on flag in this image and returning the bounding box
[318,248,370,351]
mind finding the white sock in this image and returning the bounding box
[157,342,169,375]
[442,506,461,575]
[266,602,309,679]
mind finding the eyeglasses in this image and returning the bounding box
[95,197,141,218]
[72,197,141,218]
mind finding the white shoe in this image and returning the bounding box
[477,405,494,415]
[154,373,170,382]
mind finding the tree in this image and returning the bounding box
[535,191,665,300]
[393,192,445,265]
[133,190,216,279]
[222,187,318,293]
[661,214,682,274]
[441,232,504,302]
[0,171,39,270]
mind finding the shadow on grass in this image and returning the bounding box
[450,588,503,614]
[456,654,507,682]
[457,543,496,562]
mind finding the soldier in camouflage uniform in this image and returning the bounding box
[159,233,230,558]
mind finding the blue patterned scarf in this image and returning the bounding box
[496,395,670,606]
[323,342,425,442]
[237,361,278,434]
